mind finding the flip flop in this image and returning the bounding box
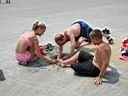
[108,38,114,44]
[106,36,114,44]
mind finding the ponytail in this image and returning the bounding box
[32,21,46,31]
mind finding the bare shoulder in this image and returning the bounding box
[64,29,73,39]
[31,36,39,43]
[99,42,111,52]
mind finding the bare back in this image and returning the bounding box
[15,32,36,53]
[65,23,81,39]
[94,42,111,69]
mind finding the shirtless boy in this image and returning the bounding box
[58,29,111,85]
[55,21,113,59]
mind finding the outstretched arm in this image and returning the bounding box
[58,51,80,67]
[33,37,57,64]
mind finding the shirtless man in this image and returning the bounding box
[15,21,57,65]
[58,29,111,85]
[55,21,113,60]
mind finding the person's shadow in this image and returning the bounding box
[74,65,120,84]
[103,65,120,84]
[26,60,50,67]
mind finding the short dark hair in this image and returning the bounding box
[89,29,102,39]
[55,34,64,43]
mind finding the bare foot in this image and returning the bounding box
[18,61,28,66]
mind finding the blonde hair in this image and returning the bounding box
[32,21,46,31]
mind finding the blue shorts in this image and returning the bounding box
[72,21,93,41]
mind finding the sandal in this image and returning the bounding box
[106,36,114,44]
[102,28,110,34]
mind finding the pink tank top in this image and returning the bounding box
[21,34,33,47]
